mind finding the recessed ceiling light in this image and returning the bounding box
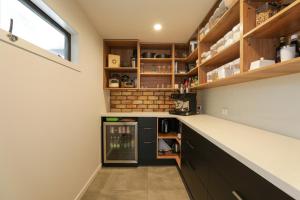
[153,23,162,31]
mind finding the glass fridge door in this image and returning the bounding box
[104,122,138,163]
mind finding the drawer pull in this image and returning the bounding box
[144,141,153,144]
[143,128,153,130]
[232,191,243,200]
[186,141,195,149]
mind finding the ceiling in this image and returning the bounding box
[76,0,217,43]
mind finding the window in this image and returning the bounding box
[0,0,71,60]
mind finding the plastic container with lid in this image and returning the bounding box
[216,38,225,52]
[199,28,205,40]
[224,31,234,48]
[204,23,210,35]
[232,23,241,42]
[218,0,227,16]
[224,0,239,9]
[231,58,240,75]
[217,65,226,79]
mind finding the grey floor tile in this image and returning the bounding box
[81,166,189,200]
[148,189,190,200]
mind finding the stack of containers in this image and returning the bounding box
[199,0,239,41]
[200,24,240,64]
[207,58,240,82]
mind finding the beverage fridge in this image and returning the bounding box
[103,122,138,164]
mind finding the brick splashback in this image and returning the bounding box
[110,91,175,112]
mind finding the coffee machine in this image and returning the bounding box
[169,93,197,116]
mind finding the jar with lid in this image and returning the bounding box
[276,37,286,63]
[290,34,300,58]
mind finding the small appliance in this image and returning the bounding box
[109,78,120,88]
[169,93,197,116]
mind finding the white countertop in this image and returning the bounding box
[101,112,300,199]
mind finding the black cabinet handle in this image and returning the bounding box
[186,141,195,149]
[232,191,243,200]
[144,141,154,144]
[143,128,153,130]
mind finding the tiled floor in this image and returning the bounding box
[81,166,190,200]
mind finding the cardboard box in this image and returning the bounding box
[108,54,120,68]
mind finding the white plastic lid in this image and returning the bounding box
[291,34,298,40]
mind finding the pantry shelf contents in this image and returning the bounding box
[103,0,300,91]
[196,57,300,89]
[200,40,240,70]
[140,73,173,76]
[199,0,240,43]
[243,1,300,39]
[140,58,173,63]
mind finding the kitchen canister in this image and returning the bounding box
[280,45,296,62]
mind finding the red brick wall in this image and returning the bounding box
[110,91,175,112]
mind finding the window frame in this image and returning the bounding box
[17,0,71,60]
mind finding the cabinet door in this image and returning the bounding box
[138,118,157,165]
[181,125,207,200]
[206,138,294,200]
[222,152,294,200]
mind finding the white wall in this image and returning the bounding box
[199,73,300,139]
[0,0,107,200]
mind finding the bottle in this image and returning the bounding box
[290,34,300,57]
[276,37,286,63]
[179,84,184,94]
[110,135,114,149]
[131,134,134,149]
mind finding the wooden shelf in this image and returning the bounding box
[140,73,172,76]
[139,88,175,91]
[104,87,138,90]
[244,1,300,39]
[200,1,240,43]
[158,133,178,139]
[187,66,199,76]
[185,47,198,63]
[140,58,172,63]
[200,41,240,70]
[175,66,199,76]
[104,67,137,72]
[196,57,300,90]
[157,153,180,160]
[157,153,181,166]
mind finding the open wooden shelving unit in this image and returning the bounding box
[156,118,181,167]
[194,0,300,89]
[103,1,300,91]
[103,41,199,90]
[243,1,300,39]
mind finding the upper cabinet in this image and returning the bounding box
[103,0,300,91]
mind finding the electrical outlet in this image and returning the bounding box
[221,108,229,116]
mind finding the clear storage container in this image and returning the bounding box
[199,28,205,40]
[231,58,240,75]
[232,23,241,42]
[216,38,225,52]
[224,30,234,48]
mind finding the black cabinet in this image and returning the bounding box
[138,117,175,165]
[180,124,294,200]
[138,118,157,165]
